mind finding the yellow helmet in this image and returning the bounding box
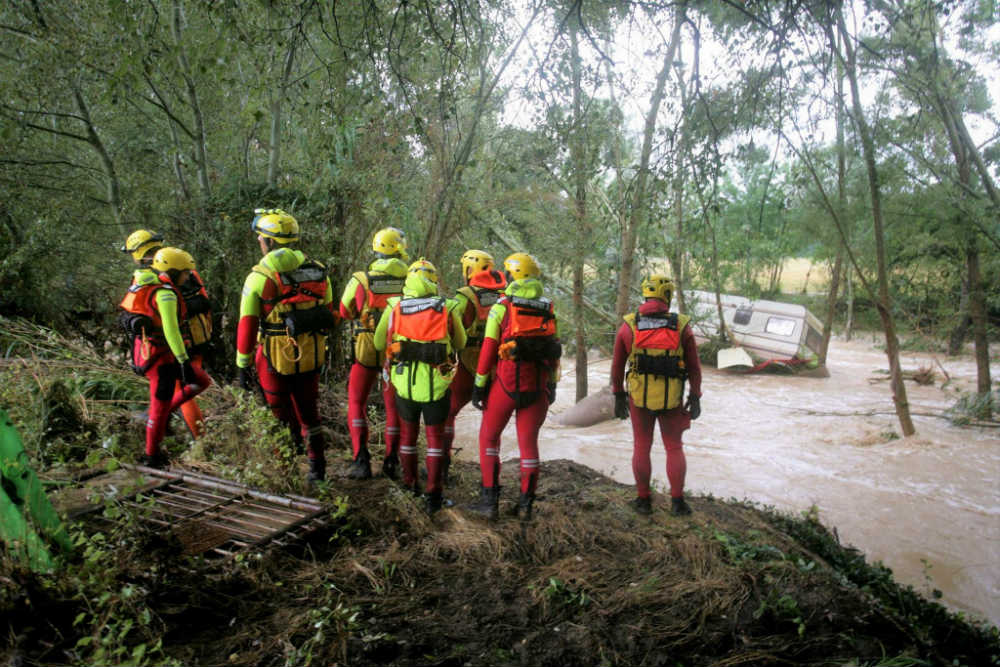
[460,249,494,281]
[372,227,408,260]
[121,229,164,261]
[408,258,439,285]
[641,274,674,304]
[151,247,195,273]
[252,208,299,244]
[503,253,541,281]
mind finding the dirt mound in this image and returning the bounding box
[4,457,997,667]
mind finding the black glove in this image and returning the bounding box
[686,394,701,420]
[471,384,488,411]
[547,382,557,405]
[179,360,195,387]
[237,366,254,392]
[614,391,629,420]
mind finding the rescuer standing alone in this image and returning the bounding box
[611,275,702,516]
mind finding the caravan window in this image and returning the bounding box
[765,316,796,337]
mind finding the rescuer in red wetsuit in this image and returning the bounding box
[611,275,702,516]
[235,209,339,485]
[466,253,561,522]
[119,247,212,468]
[373,259,466,513]
[442,250,506,482]
[339,228,409,480]
[121,229,212,439]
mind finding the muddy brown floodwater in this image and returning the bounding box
[452,336,1000,627]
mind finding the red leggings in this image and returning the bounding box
[628,399,689,499]
[347,362,400,459]
[442,364,475,457]
[142,346,211,456]
[177,355,205,438]
[478,383,548,494]
[396,393,450,493]
[255,350,324,462]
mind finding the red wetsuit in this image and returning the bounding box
[475,281,559,495]
[611,299,702,499]
[236,249,335,465]
[339,282,401,461]
[124,272,212,457]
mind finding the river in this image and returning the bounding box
[452,336,1000,627]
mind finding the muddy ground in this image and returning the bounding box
[4,455,999,667]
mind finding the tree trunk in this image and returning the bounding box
[72,86,123,232]
[821,57,848,366]
[570,17,588,403]
[835,7,914,436]
[267,37,298,188]
[930,65,993,413]
[671,175,686,314]
[173,1,210,197]
[820,250,842,365]
[947,275,970,356]
[614,4,685,320]
[845,265,854,342]
[966,234,991,414]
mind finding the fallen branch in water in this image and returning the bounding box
[868,366,935,385]
[760,403,1000,427]
[933,357,952,390]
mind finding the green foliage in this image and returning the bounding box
[63,522,182,666]
[714,530,787,564]
[283,584,360,667]
[531,576,592,610]
[946,390,999,424]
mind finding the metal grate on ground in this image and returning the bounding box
[82,465,330,559]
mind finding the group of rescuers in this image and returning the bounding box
[118,209,702,519]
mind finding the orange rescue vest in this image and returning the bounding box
[389,297,451,365]
[119,282,185,342]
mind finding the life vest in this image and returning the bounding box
[386,297,455,402]
[253,259,336,375]
[494,295,561,405]
[498,296,561,362]
[119,282,184,344]
[351,270,404,368]
[178,270,212,347]
[456,284,501,372]
[353,271,405,330]
[624,311,690,411]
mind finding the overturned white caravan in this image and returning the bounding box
[684,290,828,377]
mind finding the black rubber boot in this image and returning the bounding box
[630,496,652,515]
[382,452,399,480]
[514,492,535,521]
[347,448,372,480]
[466,486,500,521]
[139,451,170,470]
[441,454,452,485]
[670,496,692,516]
[307,458,326,486]
[425,491,443,515]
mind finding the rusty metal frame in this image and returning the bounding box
[80,465,330,559]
